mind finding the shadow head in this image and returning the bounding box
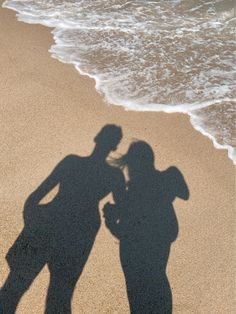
[94,124,123,154]
[121,141,155,179]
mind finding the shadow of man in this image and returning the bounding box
[0,124,126,314]
[104,141,189,314]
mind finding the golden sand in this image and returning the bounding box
[0,3,235,313]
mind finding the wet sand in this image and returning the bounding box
[0,3,235,313]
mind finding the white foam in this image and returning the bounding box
[189,112,236,165]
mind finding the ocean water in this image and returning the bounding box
[3,0,236,163]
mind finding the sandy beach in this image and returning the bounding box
[0,3,235,313]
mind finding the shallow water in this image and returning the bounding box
[3,0,236,162]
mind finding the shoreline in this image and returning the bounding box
[2,0,236,166]
[0,3,235,313]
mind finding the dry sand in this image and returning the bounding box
[0,3,235,313]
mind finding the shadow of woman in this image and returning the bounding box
[104,141,189,314]
[0,124,126,314]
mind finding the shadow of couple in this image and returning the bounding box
[0,124,189,314]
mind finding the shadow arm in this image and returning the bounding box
[169,166,189,200]
[112,169,126,206]
[103,203,121,239]
[104,170,126,239]
[25,157,67,208]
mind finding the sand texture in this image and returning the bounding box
[0,3,235,313]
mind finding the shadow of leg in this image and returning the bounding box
[0,231,46,314]
[125,273,172,314]
[0,257,45,314]
[45,257,84,314]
